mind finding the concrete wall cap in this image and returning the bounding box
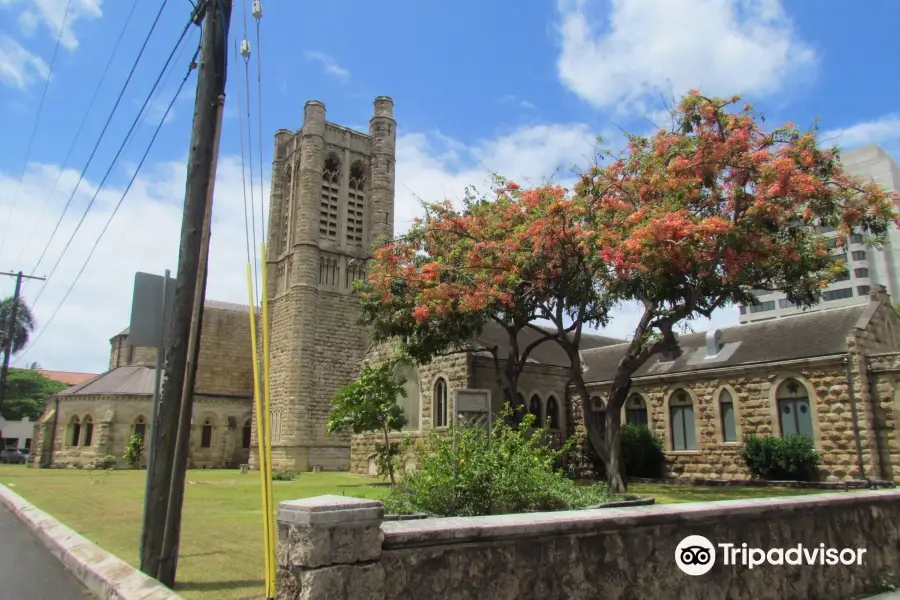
[278,495,384,526]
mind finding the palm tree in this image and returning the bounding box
[0,297,36,357]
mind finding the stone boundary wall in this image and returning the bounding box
[624,476,897,489]
[276,491,900,600]
[0,484,182,600]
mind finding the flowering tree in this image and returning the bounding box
[361,91,900,493]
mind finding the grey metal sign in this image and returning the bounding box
[128,271,176,348]
[452,388,492,433]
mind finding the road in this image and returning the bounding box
[0,503,94,599]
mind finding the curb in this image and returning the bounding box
[0,484,183,600]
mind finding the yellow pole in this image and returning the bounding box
[246,263,272,597]
[260,243,277,595]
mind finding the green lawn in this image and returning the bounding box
[0,465,831,600]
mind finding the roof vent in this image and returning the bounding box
[705,329,724,357]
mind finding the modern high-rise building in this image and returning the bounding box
[739,144,900,324]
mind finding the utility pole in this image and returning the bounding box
[140,0,232,584]
[0,270,46,445]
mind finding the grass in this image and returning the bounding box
[0,465,834,600]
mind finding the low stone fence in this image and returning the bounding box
[275,491,900,600]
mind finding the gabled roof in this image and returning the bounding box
[37,370,99,386]
[581,304,871,384]
[59,365,156,396]
[471,322,624,367]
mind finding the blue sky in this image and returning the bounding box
[1,0,899,373]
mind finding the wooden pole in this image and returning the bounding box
[139,0,232,580]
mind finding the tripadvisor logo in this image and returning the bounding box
[675,535,868,576]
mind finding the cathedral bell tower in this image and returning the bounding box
[254,97,396,471]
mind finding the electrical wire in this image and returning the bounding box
[13,46,201,365]
[253,3,265,244]
[234,36,253,266]
[14,0,141,272]
[239,0,260,308]
[30,14,196,309]
[0,0,75,259]
[27,0,175,282]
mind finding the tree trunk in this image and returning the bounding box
[604,408,626,493]
[383,425,396,487]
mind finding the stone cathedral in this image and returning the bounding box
[259,96,396,471]
[29,96,900,486]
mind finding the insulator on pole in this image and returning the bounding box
[252,1,262,19]
[240,39,251,58]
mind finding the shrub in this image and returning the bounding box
[123,434,144,469]
[272,470,298,481]
[93,455,116,470]
[739,433,821,481]
[566,424,665,480]
[386,409,634,516]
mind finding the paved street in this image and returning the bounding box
[0,503,94,599]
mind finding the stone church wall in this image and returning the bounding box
[45,395,252,469]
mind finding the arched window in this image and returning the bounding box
[69,416,81,447]
[669,390,696,451]
[347,161,366,246]
[625,393,648,428]
[433,377,448,428]
[546,396,560,429]
[719,389,737,443]
[777,378,813,440]
[589,396,606,438]
[133,416,147,443]
[200,418,213,448]
[394,362,421,431]
[529,394,542,427]
[242,419,252,449]
[319,153,341,238]
[82,416,94,447]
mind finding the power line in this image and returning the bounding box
[238,0,260,309]
[0,0,75,259]
[13,45,201,365]
[31,12,197,309]
[253,2,265,244]
[234,36,252,266]
[14,0,141,271]
[28,0,175,281]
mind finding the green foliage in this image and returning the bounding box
[272,470,298,481]
[0,368,67,420]
[123,434,144,469]
[567,424,665,480]
[327,361,409,485]
[385,408,635,517]
[738,433,821,481]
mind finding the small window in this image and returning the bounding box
[546,396,560,429]
[850,234,863,244]
[529,394,542,427]
[82,417,94,447]
[748,300,775,314]
[833,269,850,282]
[70,417,81,447]
[433,378,448,428]
[778,298,794,309]
[242,419,252,449]
[776,379,813,440]
[669,390,696,451]
[823,288,853,301]
[625,394,648,428]
[858,285,871,296]
[855,268,869,278]
[719,389,737,443]
[852,250,867,261]
[201,419,213,448]
[739,305,746,315]
[832,252,847,263]
[133,416,147,442]
[589,396,606,438]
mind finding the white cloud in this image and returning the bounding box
[0,122,739,374]
[499,95,537,110]
[555,0,816,112]
[0,34,49,88]
[303,51,350,81]
[3,0,103,51]
[821,114,900,149]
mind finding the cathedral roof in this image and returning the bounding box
[470,322,624,367]
[580,303,873,384]
[59,365,156,396]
